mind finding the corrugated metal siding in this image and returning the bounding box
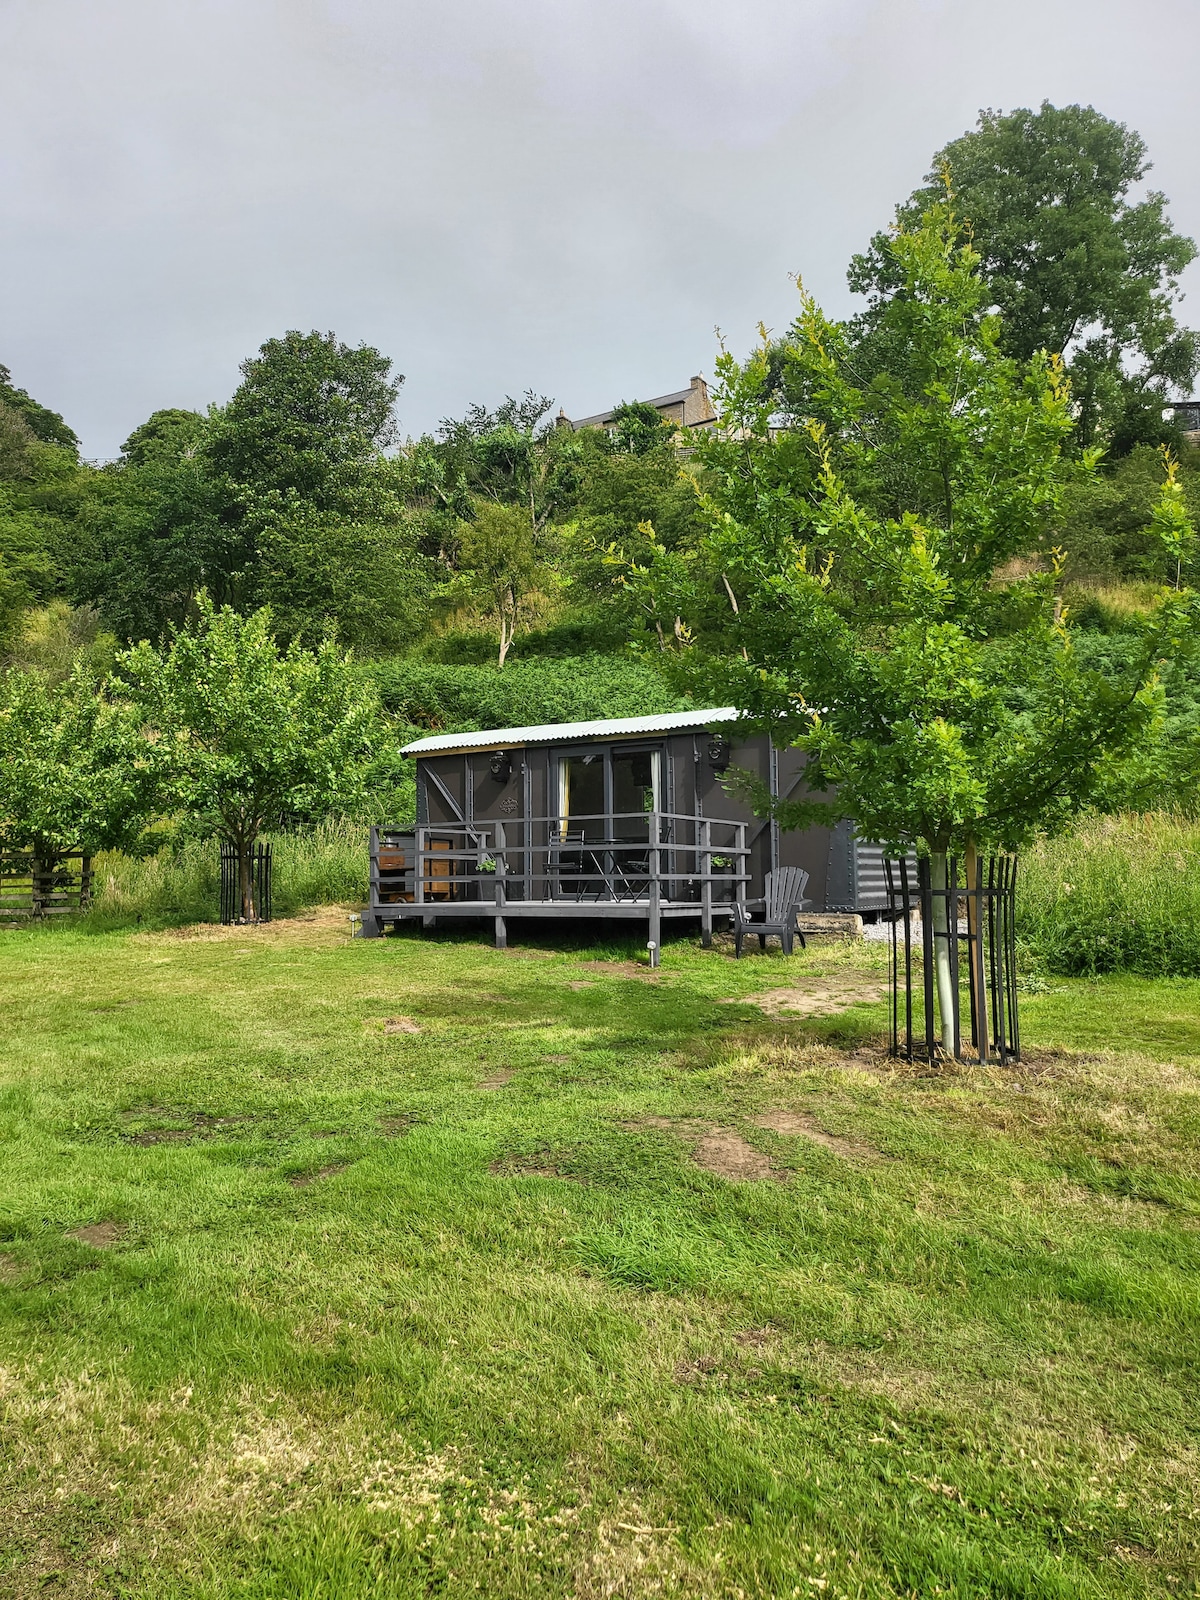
[853,839,892,910]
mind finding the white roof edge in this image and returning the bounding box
[400,706,741,755]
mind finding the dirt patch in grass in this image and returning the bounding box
[751,1109,872,1160]
[730,973,888,1017]
[477,1069,515,1090]
[289,1164,347,1188]
[69,1221,126,1248]
[673,1355,720,1384]
[693,1129,777,1182]
[147,905,356,946]
[543,1054,572,1063]
[567,981,595,991]
[734,1327,776,1349]
[626,1116,782,1182]
[578,961,659,982]
[382,1016,422,1035]
[0,1252,23,1282]
[379,1114,416,1137]
[489,1154,583,1181]
[120,1107,254,1145]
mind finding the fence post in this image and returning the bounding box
[31,856,47,919]
[890,850,1018,1066]
[965,841,989,1063]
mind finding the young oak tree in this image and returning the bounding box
[0,665,157,886]
[634,195,1198,1050]
[123,596,379,921]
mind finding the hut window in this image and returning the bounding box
[613,750,658,819]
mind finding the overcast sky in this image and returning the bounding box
[2,0,1198,460]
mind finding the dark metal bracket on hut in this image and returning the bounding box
[363,709,898,962]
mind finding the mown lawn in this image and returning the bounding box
[1,914,1198,1598]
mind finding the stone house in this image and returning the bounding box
[561,374,716,435]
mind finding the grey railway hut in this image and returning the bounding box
[363,708,892,952]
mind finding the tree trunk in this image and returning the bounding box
[929,850,956,1055]
[31,853,51,919]
[964,839,989,1063]
[497,588,514,667]
[239,838,258,923]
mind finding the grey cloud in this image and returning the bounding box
[2,0,1198,457]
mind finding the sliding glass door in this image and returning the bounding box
[556,746,662,898]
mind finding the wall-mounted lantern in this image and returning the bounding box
[707,735,731,773]
[489,750,513,783]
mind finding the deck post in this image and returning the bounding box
[415,827,436,929]
[648,811,661,967]
[494,823,507,948]
[700,818,713,948]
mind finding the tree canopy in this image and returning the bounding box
[636,199,1193,860]
[207,330,402,500]
[0,665,156,866]
[848,103,1198,453]
[0,363,79,456]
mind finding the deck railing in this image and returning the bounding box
[371,812,750,916]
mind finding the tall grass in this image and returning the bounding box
[1019,812,1200,976]
[86,819,371,930]
[78,810,1200,966]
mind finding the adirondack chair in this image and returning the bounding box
[733,866,811,957]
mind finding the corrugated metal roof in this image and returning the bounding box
[400,706,741,756]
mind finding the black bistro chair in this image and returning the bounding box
[733,867,811,957]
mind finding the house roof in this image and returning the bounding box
[572,387,698,428]
[400,706,741,756]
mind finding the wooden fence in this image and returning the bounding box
[0,854,93,920]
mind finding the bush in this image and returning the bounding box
[1018,813,1200,975]
[364,653,688,735]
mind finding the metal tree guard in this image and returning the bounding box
[219,841,273,925]
[884,854,1019,1065]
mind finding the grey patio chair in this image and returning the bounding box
[733,866,811,957]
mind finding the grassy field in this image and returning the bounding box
[1,915,1198,1599]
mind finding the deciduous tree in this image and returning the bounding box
[848,103,1198,452]
[0,665,156,877]
[123,597,379,921]
[451,501,543,667]
[636,198,1196,1050]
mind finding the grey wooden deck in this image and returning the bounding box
[363,813,750,964]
